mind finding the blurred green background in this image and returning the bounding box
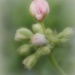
[2,0,75,75]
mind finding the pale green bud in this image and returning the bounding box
[15,32,27,41]
[45,28,55,42]
[59,38,69,43]
[18,44,32,55]
[62,27,73,38]
[23,54,37,69]
[32,23,43,33]
[57,27,73,38]
[15,28,33,41]
[45,28,53,36]
[40,45,51,55]
[31,33,47,46]
[36,45,51,58]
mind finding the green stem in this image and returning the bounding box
[40,22,46,34]
[40,21,66,75]
[48,54,67,75]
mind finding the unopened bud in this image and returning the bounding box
[23,54,37,69]
[45,28,54,42]
[59,38,69,43]
[15,28,33,41]
[15,32,27,41]
[62,27,74,38]
[30,0,50,21]
[18,44,32,55]
[32,23,43,33]
[45,28,53,36]
[57,27,74,38]
[31,33,47,46]
[35,45,51,59]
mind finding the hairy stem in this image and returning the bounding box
[48,54,67,75]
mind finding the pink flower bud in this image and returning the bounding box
[31,33,47,46]
[30,0,50,21]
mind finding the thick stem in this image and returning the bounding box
[48,54,67,75]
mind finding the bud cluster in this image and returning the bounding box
[14,0,74,70]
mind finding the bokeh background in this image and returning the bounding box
[0,0,75,75]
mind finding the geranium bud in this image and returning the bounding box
[40,45,51,55]
[45,28,53,38]
[62,27,74,38]
[15,32,27,41]
[45,28,55,43]
[32,23,44,33]
[18,44,32,55]
[59,38,69,43]
[31,33,47,46]
[37,45,51,56]
[23,54,37,69]
[57,27,74,38]
[15,28,33,41]
[30,0,50,21]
